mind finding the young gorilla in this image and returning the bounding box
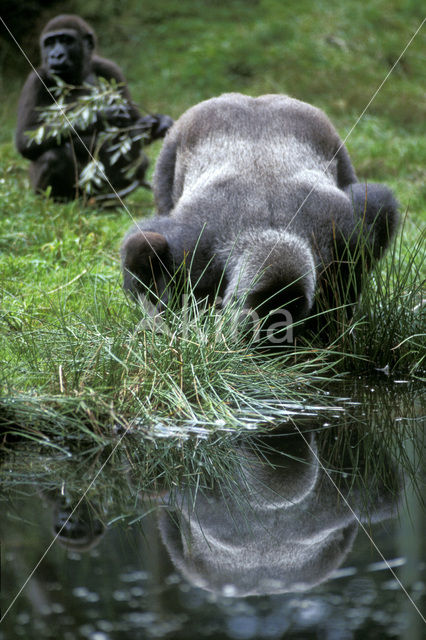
[16,14,173,200]
[121,93,399,339]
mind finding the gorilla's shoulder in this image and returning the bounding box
[91,55,126,82]
[173,92,338,148]
[178,92,334,126]
[23,68,50,87]
[18,69,53,108]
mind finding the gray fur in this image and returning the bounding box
[121,93,399,332]
[158,430,397,596]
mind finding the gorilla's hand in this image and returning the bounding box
[102,104,134,128]
[130,115,173,143]
[132,114,158,135]
[150,114,174,139]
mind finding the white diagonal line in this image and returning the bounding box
[254,17,425,275]
[294,424,425,622]
[1,12,424,626]
[259,371,426,623]
[0,417,135,623]
[282,16,426,235]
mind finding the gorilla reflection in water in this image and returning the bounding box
[40,489,106,552]
[158,428,398,597]
[38,423,399,595]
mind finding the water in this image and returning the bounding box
[0,379,424,639]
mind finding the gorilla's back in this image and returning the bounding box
[166,93,347,240]
[126,92,397,321]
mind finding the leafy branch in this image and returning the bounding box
[27,77,150,195]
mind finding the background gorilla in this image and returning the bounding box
[121,93,399,339]
[16,14,173,200]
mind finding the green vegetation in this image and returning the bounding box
[26,77,150,196]
[1,379,422,521]
[0,0,425,452]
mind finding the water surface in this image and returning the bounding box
[1,379,424,639]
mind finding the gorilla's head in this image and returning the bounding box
[40,15,96,82]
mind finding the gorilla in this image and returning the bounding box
[121,93,399,341]
[37,487,106,552]
[16,14,173,200]
[51,498,106,552]
[159,426,398,596]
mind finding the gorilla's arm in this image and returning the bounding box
[343,182,400,259]
[91,56,141,121]
[335,143,358,188]
[16,58,144,161]
[121,217,215,301]
[16,70,99,161]
[16,71,65,160]
[153,128,180,215]
[332,139,399,259]
[92,56,173,143]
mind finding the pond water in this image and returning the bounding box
[0,379,424,639]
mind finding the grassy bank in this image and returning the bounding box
[0,0,425,446]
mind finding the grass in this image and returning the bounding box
[300,216,425,375]
[348,223,425,373]
[1,279,338,440]
[1,377,423,524]
[0,0,425,453]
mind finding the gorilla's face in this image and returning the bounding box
[41,29,91,81]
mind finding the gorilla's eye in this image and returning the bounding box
[43,34,76,48]
[43,36,56,47]
[59,35,75,45]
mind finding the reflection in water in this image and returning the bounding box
[159,428,398,597]
[42,490,106,552]
[0,381,424,639]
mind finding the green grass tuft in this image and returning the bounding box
[0,0,425,449]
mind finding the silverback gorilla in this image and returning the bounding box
[158,427,398,595]
[121,93,399,339]
[16,14,173,200]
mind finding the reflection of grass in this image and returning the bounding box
[1,378,422,526]
[315,379,425,507]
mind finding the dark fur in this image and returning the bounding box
[16,14,172,200]
[121,93,399,334]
